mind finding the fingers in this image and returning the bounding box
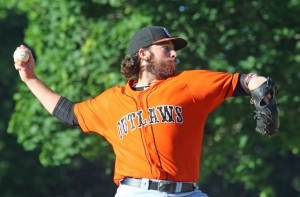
[17,44,28,50]
[14,61,21,71]
[14,60,27,71]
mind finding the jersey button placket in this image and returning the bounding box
[138,93,158,172]
[138,93,145,110]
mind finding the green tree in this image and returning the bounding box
[0,6,116,197]
[1,0,300,196]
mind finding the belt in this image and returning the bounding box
[120,178,196,193]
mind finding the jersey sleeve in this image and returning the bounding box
[73,89,113,136]
[181,70,240,113]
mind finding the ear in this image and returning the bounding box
[138,48,150,61]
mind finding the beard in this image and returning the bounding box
[145,51,177,80]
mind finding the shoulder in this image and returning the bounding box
[102,85,124,95]
[175,69,229,79]
[89,85,124,102]
[172,70,240,90]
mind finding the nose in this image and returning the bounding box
[170,49,177,58]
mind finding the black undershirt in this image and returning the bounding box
[133,86,150,91]
[52,97,79,126]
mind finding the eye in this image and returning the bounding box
[162,45,171,51]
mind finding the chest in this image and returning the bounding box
[109,85,201,141]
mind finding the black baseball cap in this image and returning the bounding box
[128,26,187,54]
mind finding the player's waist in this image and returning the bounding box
[120,177,198,193]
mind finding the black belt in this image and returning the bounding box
[120,178,196,193]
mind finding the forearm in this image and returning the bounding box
[247,76,267,90]
[233,74,267,97]
[25,78,78,126]
[239,73,267,92]
[242,73,271,103]
[25,77,61,114]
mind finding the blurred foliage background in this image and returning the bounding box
[0,0,299,196]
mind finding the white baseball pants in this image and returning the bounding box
[115,184,209,197]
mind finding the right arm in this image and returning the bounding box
[24,78,61,114]
[24,77,80,126]
[14,45,61,114]
[14,45,78,127]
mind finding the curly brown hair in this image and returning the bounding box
[120,52,140,78]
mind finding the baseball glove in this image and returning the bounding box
[249,77,279,135]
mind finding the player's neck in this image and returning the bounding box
[136,72,158,87]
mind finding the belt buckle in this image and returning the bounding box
[158,181,175,193]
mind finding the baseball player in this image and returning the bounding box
[14,26,279,197]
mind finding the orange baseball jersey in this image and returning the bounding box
[74,70,239,185]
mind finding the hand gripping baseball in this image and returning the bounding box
[250,77,279,135]
[13,45,36,83]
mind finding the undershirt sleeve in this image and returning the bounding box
[232,74,251,97]
[52,97,79,126]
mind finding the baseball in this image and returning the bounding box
[13,48,30,63]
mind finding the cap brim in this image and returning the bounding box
[152,37,187,51]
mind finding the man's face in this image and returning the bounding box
[145,41,177,79]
